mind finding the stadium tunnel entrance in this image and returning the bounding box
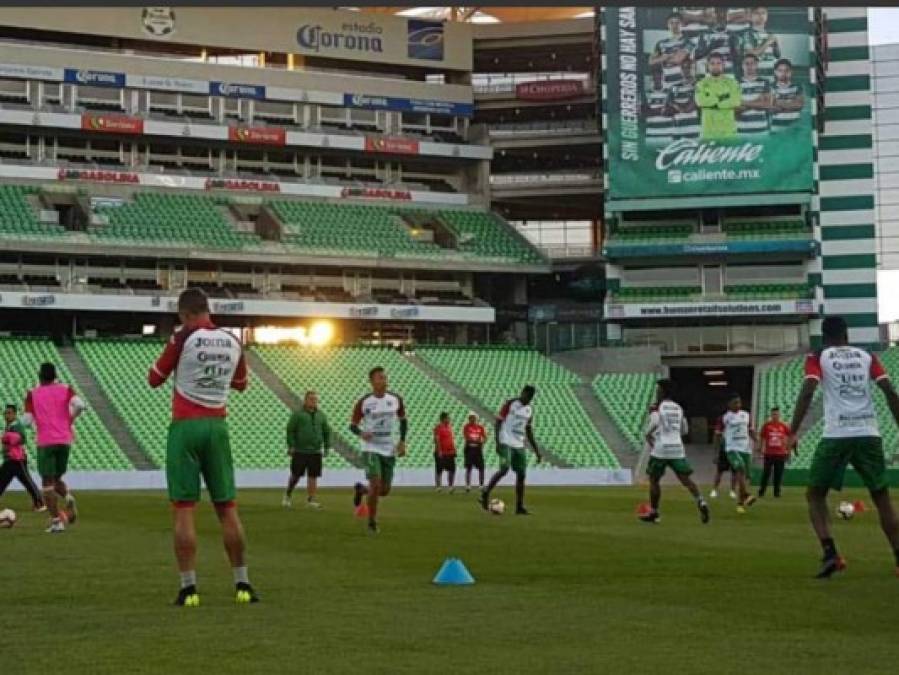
[668,366,754,445]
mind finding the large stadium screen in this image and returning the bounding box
[605,6,814,199]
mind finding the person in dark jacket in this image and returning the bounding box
[283,391,331,510]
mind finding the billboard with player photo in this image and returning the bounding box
[604,6,813,199]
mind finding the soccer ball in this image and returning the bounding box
[837,501,855,520]
[488,498,505,515]
[0,508,17,528]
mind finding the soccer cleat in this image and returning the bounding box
[729,490,737,500]
[515,507,531,516]
[478,491,490,512]
[281,495,292,509]
[736,506,746,515]
[698,501,710,524]
[743,496,757,508]
[815,555,847,579]
[639,511,660,524]
[367,520,380,535]
[306,499,322,510]
[235,582,260,604]
[65,494,78,525]
[709,490,718,499]
[435,487,443,493]
[175,585,200,607]
[44,519,65,533]
[353,482,365,508]
[34,504,47,513]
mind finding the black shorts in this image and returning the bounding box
[290,453,323,478]
[464,445,485,470]
[716,449,731,472]
[436,455,456,472]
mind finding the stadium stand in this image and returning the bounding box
[91,193,261,250]
[417,347,620,468]
[0,185,66,238]
[437,209,543,263]
[253,345,474,469]
[724,219,809,238]
[592,373,656,451]
[611,224,694,241]
[725,284,814,300]
[0,338,129,470]
[611,286,701,301]
[75,339,349,470]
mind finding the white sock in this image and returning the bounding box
[233,566,249,585]
[180,570,197,589]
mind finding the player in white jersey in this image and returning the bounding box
[350,366,407,534]
[739,7,781,81]
[649,14,693,92]
[789,316,899,579]
[640,379,710,524]
[770,59,804,132]
[714,394,758,513]
[479,385,541,515]
[737,53,772,134]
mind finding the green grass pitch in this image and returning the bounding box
[3,486,898,674]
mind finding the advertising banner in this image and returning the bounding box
[343,93,473,118]
[125,73,209,94]
[81,113,144,135]
[228,126,286,146]
[57,168,139,184]
[516,80,585,101]
[63,68,125,88]
[606,298,817,319]
[604,6,813,199]
[339,186,413,201]
[209,81,266,99]
[603,238,817,258]
[364,136,420,155]
[204,178,281,193]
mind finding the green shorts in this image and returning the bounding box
[497,444,528,476]
[646,456,693,480]
[37,444,70,479]
[726,451,752,474]
[166,418,236,503]
[809,436,887,493]
[363,452,396,487]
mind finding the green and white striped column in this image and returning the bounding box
[815,7,879,347]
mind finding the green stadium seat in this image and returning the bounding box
[593,373,656,451]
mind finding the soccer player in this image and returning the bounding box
[645,81,676,146]
[350,367,407,534]
[462,412,487,492]
[737,53,772,134]
[433,412,457,493]
[770,58,804,132]
[709,424,738,500]
[714,394,758,513]
[695,8,739,75]
[640,379,710,524]
[283,390,331,510]
[725,7,752,35]
[23,362,85,533]
[789,316,899,578]
[479,385,541,516]
[758,406,792,498]
[668,59,700,140]
[695,53,741,140]
[677,7,714,43]
[740,7,781,81]
[0,404,44,511]
[148,288,258,606]
[649,14,693,91]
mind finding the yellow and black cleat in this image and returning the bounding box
[175,586,200,607]
[235,582,260,604]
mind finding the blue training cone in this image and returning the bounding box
[433,557,475,585]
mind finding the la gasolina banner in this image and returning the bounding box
[604,6,814,199]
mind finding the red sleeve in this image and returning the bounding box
[230,351,248,392]
[149,331,187,388]
[24,390,33,414]
[497,400,512,421]
[804,353,822,381]
[396,395,406,419]
[351,398,364,425]
[870,354,889,381]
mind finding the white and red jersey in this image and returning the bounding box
[351,391,406,457]
[148,319,247,420]
[647,399,688,459]
[498,398,533,449]
[805,347,888,439]
[719,410,753,454]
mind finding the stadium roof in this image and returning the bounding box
[346,7,594,23]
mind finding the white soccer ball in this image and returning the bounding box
[837,501,855,520]
[489,498,505,515]
[0,508,17,528]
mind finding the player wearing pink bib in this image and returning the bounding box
[790,316,899,579]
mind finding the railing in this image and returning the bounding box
[490,171,601,185]
[539,245,597,258]
[489,119,599,135]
